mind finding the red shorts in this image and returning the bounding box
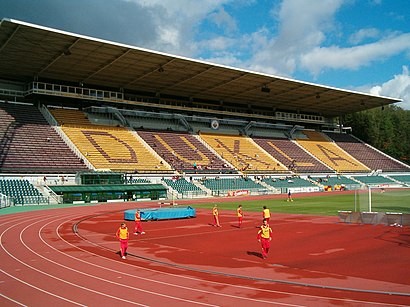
[261,237,270,250]
[135,221,143,233]
[119,239,128,255]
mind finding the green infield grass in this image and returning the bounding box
[192,190,410,216]
[1,189,408,216]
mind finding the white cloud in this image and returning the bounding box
[244,0,344,76]
[203,54,244,67]
[370,0,382,5]
[348,28,380,44]
[122,0,236,57]
[195,0,347,76]
[157,26,182,51]
[300,33,410,77]
[133,0,225,16]
[2,0,410,111]
[369,66,410,110]
[208,7,238,34]
[198,36,238,51]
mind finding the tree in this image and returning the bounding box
[343,105,410,164]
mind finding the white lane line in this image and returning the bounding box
[65,215,397,306]
[0,215,86,306]
[0,291,28,306]
[31,215,218,307]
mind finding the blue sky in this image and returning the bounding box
[1,0,410,109]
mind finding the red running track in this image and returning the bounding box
[1,201,409,306]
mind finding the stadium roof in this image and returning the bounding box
[0,18,401,118]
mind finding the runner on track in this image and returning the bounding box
[134,210,145,235]
[212,204,221,227]
[237,205,243,228]
[116,223,129,259]
[257,219,273,259]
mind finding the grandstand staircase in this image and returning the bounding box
[257,180,280,194]
[385,175,409,187]
[249,137,288,171]
[40,105,94,170]
[296,130,369,173]
[175,114,193,132]
[35,183,62,204]
[161,180,181,199]
[192,134,237,171]
[289,139,334,172]
[131,129,173,171]
[192,180,212,196]
[109,107,129,127]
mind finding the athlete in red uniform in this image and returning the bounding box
[116,223,129,259]
[134,210,145,235]
[257,219,273,259]
[237,205,243,228]
[212,205,221,227]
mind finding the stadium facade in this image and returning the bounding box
[0,18,409,206]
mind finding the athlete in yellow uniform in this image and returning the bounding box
[262,206,271,224]
[237,205,243,228]
[212,204,221,227]
[257,219,273,259]
[116,223,129,259]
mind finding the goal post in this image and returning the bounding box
[354,185,410,213]
[354,185,370,213]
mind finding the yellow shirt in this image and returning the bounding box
[237,207,243,217]
[263,208,270,219]
[213,207,218,216]
[258,225,272,239]
[135,212,141,221]
[117,227,129,240]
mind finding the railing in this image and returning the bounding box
[24,81,330,125]
[42,184,64,204]
[0,193,13,208]
[40,105,95,171]
[6,195,51,206]
[275,111,325,124]
[0,89,25,97]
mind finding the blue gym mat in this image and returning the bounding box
[124,206,196,221]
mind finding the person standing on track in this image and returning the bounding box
[237,204,243,228]
[212,204,221,227]
[116,223,129,259]
[257,219,273,259]
[134,209,145,235]
[262,206,270,224]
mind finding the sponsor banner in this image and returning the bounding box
[378,184,390,188]
[288,187,320,194]
[227,189,249,197]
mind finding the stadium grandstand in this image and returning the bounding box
[0,18,409,207]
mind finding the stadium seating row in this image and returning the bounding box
[1,103,409,175]
[0,179,49,205]
[2,173,409,204]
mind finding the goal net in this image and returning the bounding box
[354,186,410,213]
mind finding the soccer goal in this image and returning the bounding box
[354,185,410,213]
[338,185,409,226]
